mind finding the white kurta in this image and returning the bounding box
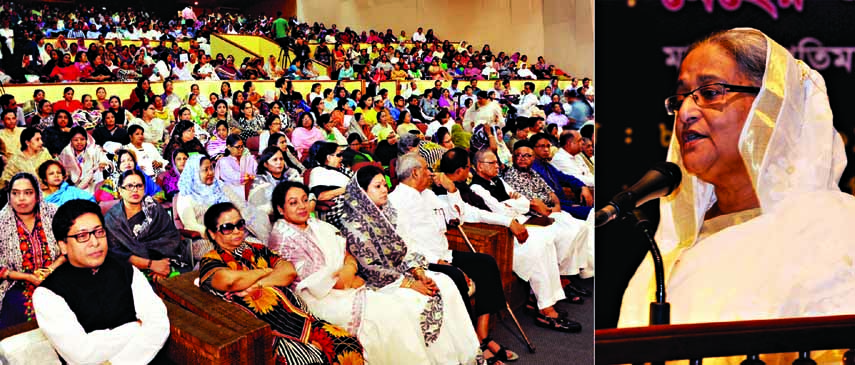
[275,219,482,365]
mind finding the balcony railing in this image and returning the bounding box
[595,315,855,364]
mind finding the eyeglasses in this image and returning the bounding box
[68,227,106,243]
[334,152,344,157]
[121,183,144,191]
[514,153,533,159]
[230,144,245,150]
[664,83,760,115]
[480,160,499,165]
[217,219,246,234]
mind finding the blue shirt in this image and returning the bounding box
[531,158,589,219]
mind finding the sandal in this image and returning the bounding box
[480,337,519,362]
[534,313,582,333]
[479,341,505,365]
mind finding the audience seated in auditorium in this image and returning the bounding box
[527,134,591,220]
[127,102,169,149]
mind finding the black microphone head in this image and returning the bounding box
[649,161,682,196]
[613,161,683,213]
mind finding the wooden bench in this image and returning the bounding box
[0,301,238,364]
[157,271,274,365]
[445,222,528,311]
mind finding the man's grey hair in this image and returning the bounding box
[686,28,767,86]
[472,148,495,168]
[397,151,424,181]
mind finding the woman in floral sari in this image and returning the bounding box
[269,180,484,364]
[0,173,65,328]
[200,202,364,365]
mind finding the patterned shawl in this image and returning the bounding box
[338,177,443,345]
[0,180,59,317]
[338,175,428,289]
[56,133,105,191]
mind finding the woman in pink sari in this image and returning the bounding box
[289,112,326,161]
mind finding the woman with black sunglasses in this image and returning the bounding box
[199,202,364,365]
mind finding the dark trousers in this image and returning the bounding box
[428,250,506,319]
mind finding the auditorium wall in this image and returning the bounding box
[294,0,593,79]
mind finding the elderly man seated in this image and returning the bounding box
[33,199,170,365]
[468,147,593,274]
[425,149,583,332]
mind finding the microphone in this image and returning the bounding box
[595,161,682,227]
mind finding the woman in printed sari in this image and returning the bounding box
[38,160,95,206]
[105,169,192,281]
[0,173,65,328]
[200,202,364,365]
[57,126,109,193]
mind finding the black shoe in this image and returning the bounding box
[564,282,592,297]
[534,313,582,333]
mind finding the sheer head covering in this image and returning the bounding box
[657,28,845,254]
[178,153,226,206]
[0,172,59,316]
[338,173,428,289]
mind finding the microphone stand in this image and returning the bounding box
[625,209,670,326]
[625,209,670,365]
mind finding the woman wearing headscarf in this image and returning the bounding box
[177,154,226,259]
[157,148,189,202]
[57,126,109,193]
[0,173,64,328]
[105,169,191,282]
[619,28,855,364]
[331,167,486,364]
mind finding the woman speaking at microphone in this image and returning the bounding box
[619,28,855,363]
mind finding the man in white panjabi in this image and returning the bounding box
[468,149,594,280]
[619,28,855,365]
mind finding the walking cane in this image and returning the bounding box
[454,222,536,353]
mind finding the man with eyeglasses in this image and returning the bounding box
[33,199,169,364]
[525,134,592,220]
[504,139,592,222]
[439,148,589,332]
